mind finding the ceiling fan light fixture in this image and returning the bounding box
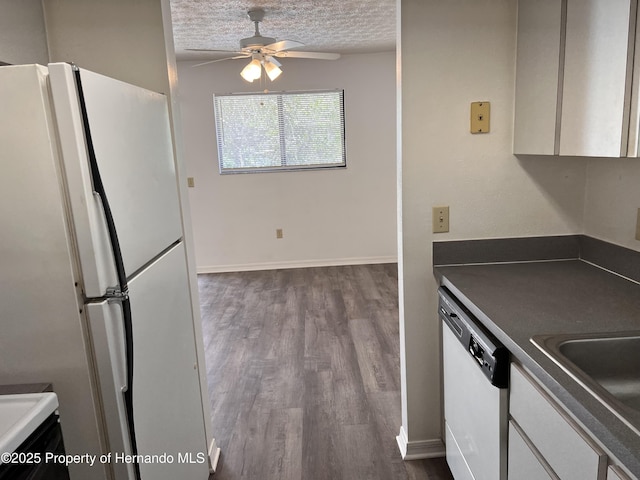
[240,57,262,82]
[263,60,282,81]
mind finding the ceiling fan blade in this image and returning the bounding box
[191,55,250,68]
[274,51,341,60]
[186,48,245,53]
[264,40,305,53]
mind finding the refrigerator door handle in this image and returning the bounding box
[86,301,136,480]
[104,301,128,393]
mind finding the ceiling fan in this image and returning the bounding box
[188,8,341,82]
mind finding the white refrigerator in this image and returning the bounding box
[0,63,211,480]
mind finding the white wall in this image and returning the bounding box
[584,158,640,251]
[397,0,587,456]
[0,0,49,64]
[176,52,397,272]
[44,0,170,93]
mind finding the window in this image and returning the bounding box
[213,90,346,173]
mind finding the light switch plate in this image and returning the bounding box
[187,177,195,188]
[470,102,490,134]
[433,206,450,233]
[636,208,640,241]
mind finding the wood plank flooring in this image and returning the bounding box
[198,264,453,480]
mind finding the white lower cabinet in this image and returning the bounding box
[609,465,634,480]
[509,363,608,480]
[508,420,556,479]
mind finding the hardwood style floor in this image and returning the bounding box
[198,264,453,480]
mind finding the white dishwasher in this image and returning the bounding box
[439,287,509,480]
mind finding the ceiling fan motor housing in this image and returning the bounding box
[240,35,277,49]
[240,8,276,49]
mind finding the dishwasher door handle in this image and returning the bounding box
[448,313,463,337]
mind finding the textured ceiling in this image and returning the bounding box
[170,0,396,61]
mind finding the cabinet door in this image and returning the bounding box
[559,0,636,157]
[627,12,640,157]
[508,421,556,480]
[514,0,565,155]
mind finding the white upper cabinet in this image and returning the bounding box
[514,0,639,157]
[560,0,635,157]
[514,0,564,155]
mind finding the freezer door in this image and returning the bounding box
[126,242,208,479]
[48,63,183,298]
[86,300,136,480]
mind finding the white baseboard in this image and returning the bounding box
[196,256,398,274]
[208,438,221,473]
[396,426,446,460]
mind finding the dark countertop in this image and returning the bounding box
[436,259,640,477]
[0,384,52,395]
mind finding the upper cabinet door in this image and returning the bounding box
[514,0,565,155]
[627,10,640,157]
[514,0,638,157]
[559,0,636,157]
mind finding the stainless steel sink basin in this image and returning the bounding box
[531,332,640,434]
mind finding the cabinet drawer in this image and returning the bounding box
[510,363,606,480]
[508,420,556,480]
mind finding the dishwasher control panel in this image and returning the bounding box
[438,287,509,388]
[469,336,485,365]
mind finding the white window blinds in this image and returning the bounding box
[213,90,346,173]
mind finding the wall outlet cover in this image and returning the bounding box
[470,102,490,134]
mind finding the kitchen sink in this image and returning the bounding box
[531,332,640,435]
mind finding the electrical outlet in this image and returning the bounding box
[432,206,450,233]
[276,228,283,239]
[636,208,640,241]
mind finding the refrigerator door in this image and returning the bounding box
[130,242,209,479]
[48,63,183,298]
[88,242,209,479]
